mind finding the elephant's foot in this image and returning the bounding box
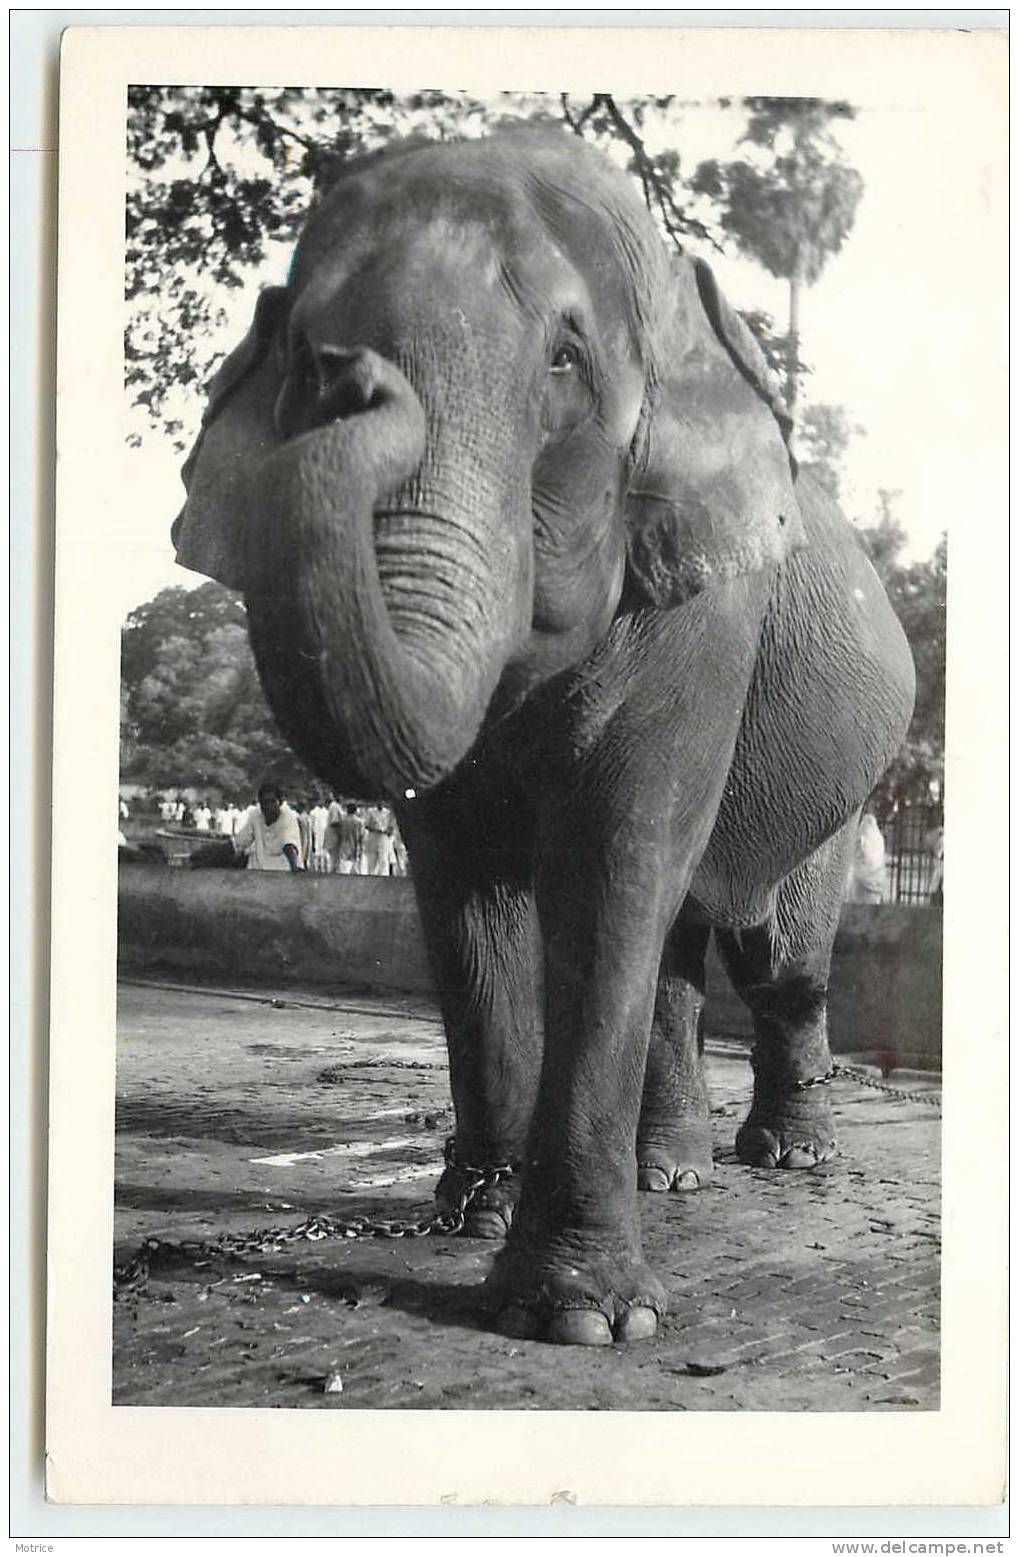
[485,1235,666,1345]
[736,1085,837,1169]
[434,1162,520,1239]
[636,1117,714,1193]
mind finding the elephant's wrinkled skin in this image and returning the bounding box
[174,131,915,1346]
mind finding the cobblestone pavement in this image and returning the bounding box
[113,978,940,1411]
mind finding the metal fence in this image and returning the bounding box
[881,804,943,906]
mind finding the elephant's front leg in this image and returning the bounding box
[488,806,687,1345]
[488,872,665,1341]
[486,588,762,1342]
[398,776,542,1238]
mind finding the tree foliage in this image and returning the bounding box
[120,582,320,798]
[796,402,864,501]
[691,98,863,285]
[737,307,808,389]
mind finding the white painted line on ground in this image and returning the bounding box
[250,1108,448,1167]
[343,1106,425,1123]
[252,1134,424,1168]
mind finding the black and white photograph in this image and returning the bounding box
[42,20,1006,1510]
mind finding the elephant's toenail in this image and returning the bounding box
[637,1166,671,1193]
[781,1147,818,1169]
[673,1170,700,1190]
[465,1210,510,1239]
[616,1307,658,1343]
[548,1310,613,1347]
[498,1305,540,1339]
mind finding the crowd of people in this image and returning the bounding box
[127,789,943,901]
[141,786,409,875]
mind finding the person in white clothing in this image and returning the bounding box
[233,783,303,872]
[844,810,887,904]
[193,802,212,833]
[362,804,396,876]
[924,824,944,905]
[324,796,346,872]
[308,799,332,872]
[332,802,366,874]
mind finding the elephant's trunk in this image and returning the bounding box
[244,351,531,798]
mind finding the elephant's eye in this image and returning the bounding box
[550,342,581,375]
[543,335,592,438]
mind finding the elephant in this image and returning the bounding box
[173,128,915,1347]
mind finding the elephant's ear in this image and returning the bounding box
[172,285,290,591]
[625,257,805,609]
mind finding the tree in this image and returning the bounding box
[557,93,718,256]
[796,402,863,501]
[120,582,320,798]
[738,307,809,390]
[856,488,909,582]
[689,97,864,417]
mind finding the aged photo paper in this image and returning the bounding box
[46,21,1007,1506]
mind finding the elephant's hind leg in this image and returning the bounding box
[637,915,713,1192]
[717,823,857,1169]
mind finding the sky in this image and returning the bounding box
[116,93,983,619]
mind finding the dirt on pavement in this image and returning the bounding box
[113,977,941,1412]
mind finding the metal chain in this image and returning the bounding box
[113,1137,517,1301]
[794,1063,941,1108]
[115,1065,940,1300]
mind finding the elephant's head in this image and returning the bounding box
[173,130,803,799]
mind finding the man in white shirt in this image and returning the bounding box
[233,783,303,872]
[193,802,212,833]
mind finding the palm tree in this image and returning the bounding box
[691,98,864,418]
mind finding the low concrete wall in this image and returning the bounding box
[704,905,943,1070]
[119,867,942,1068]
[117,865,434,994]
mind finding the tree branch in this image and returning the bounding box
[590,94,721,254]
[559,94,601,137]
